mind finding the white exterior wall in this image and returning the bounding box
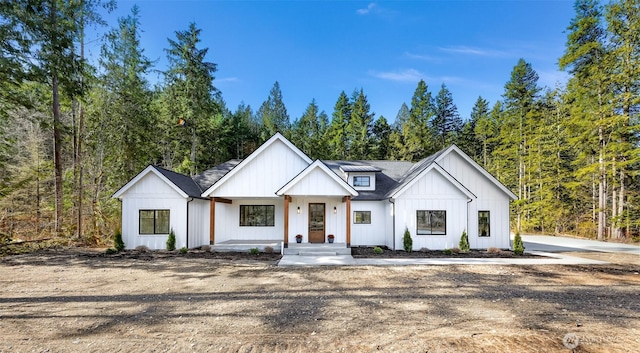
[347,172,376,191]
[350,200,388,246]
[285,168,351,196]
[213,140,309,198]
[214,198,284,242]
[187,199,210,248]
[438,151,512,249]
[393,169,469,250]
[288,197,345,243]
[120,173,187,250]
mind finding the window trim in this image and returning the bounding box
[353,176,370,187]
[478,210,490,237]
[239,205,275,227]
[139,209,170,235]
[416,210,446,235]
[353,211,371,224]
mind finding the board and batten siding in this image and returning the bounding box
[393,169,469,250]
[350,200,388,247]
[212,139,309,198]
[213,198,284,242]
[120,173,188,250]
[187,199,210,248]
[437,150,512,249]
[288,197,345,243]
[284,167,350,196]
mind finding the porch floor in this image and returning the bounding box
[211,240,282,253]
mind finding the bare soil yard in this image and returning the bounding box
[1,248,639,353]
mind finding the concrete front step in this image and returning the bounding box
[283,243,351,256]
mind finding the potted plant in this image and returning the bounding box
[295,234,303,243]
[327,234,335,243]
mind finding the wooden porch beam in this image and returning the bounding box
[213,197,232,204]
[209,198,215,245]
[344,195,351,247]
[283,195,289,248]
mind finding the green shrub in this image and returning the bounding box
[373,246,384,254]
[249,247,260,255]
[403,227,413,252]
[114,229,125,252]
[443,248,453,255]
[105,248,118,255]
[513,232,525,255]
[459,230,470,253]
[166,228,176,251]
[179,247,188,254]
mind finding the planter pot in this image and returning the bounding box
[328,235,335,244]
[296,236,302,243]
[328,238,334,243]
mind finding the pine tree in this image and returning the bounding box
[347,89,375,159]
[371,116,391,159]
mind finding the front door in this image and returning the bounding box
[308,203,325,243]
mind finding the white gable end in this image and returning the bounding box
[212,139,310,197]
[285,167,352,196]
[121,172,184,199]
[400,168,470,200]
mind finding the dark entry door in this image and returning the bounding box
[308,203,325,243]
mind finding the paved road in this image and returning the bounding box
[522,234,640,254]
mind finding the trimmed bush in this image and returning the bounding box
[114,230,125,252]
[373,246,384,254]
[105,248,118,255]
[166,228,176,251]
[451,247,461,254]
[179,247,188,254]
[443,248,453,255]
[459,230,470,253]
[264,246,274,254]
[403,227,413,252]
[513,232,525,255]
[249,247,260,255]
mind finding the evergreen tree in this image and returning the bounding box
[459,96,490,162]
[431,83,462,149]
[163,22,219,175]
[347,89,375,159]
[291,99,330,159]
[258,81,290,142]
[371,116,391,159]
[326,91,351,159]
[387,103,410,160]
[402,80,434,161]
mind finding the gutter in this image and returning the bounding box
[186,197,194,249]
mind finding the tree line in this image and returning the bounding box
[0,0,638,244]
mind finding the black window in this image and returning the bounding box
[139,210,170,234]
[240,205,275,226]
[416,210,446,235]
[354,211,371,224]
[478,211,490,237]
[353,176,370,187]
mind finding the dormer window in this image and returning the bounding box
[353,176,370,187]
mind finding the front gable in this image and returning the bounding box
[202,133,312,198]
[277,160,358,197]
[391,163,475,200]
[113,166,188,199]
[436,146,517,200]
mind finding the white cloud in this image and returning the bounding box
[216,77,239,84]
[369,68,425,82]
[356,3,377,15]
[439,45,510,57]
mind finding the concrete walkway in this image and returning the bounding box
[277,251,607,267]
[522,234,640,254]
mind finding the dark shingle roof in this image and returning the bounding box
[322,160,415,200]
[384,147,448,197]
[154,166,204,198]
[192,159,242,192]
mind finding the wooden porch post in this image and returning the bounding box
[214,197,216,245]
[344,196,351,247]
[283,195,290,248]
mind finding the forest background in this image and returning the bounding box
[0,0,638,246]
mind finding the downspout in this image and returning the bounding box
[467,198,472,243]
[186,197,194,249]
[389,198,396,250]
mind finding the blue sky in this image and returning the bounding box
[92,0,575,123]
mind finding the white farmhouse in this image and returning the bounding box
[113,133,516,251]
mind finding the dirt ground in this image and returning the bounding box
[1,249,639,353]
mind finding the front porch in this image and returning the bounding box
[283,242,351,255]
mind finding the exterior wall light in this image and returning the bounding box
[297,206,301,214]
[333,206,337,214]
